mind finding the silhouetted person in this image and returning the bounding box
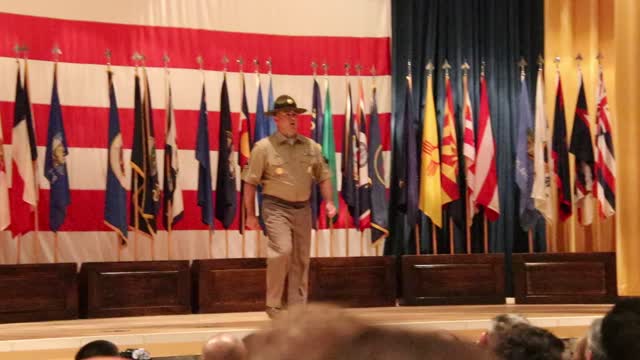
[601,298,640,360]
[493,323,564,360]
[75,340,120,360]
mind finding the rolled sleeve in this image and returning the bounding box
[242,145,266,185]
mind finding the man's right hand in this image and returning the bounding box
[246,215,261,230]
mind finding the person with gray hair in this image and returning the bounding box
[478,313,532,349]
[584,318,608,360]
[202,334,247,360]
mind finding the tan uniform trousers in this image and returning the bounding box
[262,195,312,308]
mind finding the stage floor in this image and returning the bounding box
[0,304,612,360]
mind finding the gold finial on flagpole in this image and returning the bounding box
[537,54,544,70]
[105,49,112,65]
[237,57,244,73]
[322,62,328,78]
[425,61,434,77]
[596,52,604,64]
[518,57,527,80]
[481,60,486,77]
[461,60,470,76]
[132,52,144,68]
[344,62,351,76]
[163,53,170,77]
[442,59,451,78]
[51,45,62,63]
[266,57,272,75]
[14,44,28,60]
[222,55,229,73]
[370,65,377,89]
[311,61,318,78]
[553,56,560,72]
[253,58,260,74]
[575,53,583,71]
[355,64,362,76]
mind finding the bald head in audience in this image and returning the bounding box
[202,334,247,360]
[478,313,531,349]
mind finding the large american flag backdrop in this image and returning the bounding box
[0,0,392,264]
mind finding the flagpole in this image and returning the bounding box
[225,230,229,258]
[415,225,420,255]
[360,230,365,256]
[133,174,139,261]
[54,232,59,263]
[483,216,489,254]
[528,229,534,253]
[16,236,21,264]
[257,230,262,258]
[431,223,438,255]
[345,227,350,257]
[449,218,454,255]
[116,235,121,262]
[466,223,471,254]
[167,202,172,260]
[208,229,213,259]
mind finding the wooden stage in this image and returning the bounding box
[0,304,612,360]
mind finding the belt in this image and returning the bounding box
[263,195,309,209]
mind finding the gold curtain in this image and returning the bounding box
[545,0,639,295]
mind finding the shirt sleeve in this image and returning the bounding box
[313,143,331,183]
[242,144,266,185]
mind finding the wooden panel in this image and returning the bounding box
[0,263,78,323]
[192,258,266,313]
[79,261,190,318]
[513,252,617,304]
[309,256,396,307]
[401,254,505,305]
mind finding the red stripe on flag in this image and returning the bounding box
[0,12,390,76]
[0,101,391,151]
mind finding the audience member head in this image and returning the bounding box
[493,323,564,360]
[75,340,120,360]
[573,336,588,360]
[479,313,531,348]
[584,318,607,360]
[202,334,247,360]
[247,304,493,360]
[601,298,640,360]
[326,325,494,360]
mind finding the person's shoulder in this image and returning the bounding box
[254,137,272,150]
[298,135,319,147]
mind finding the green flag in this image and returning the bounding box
[321,80,339,207]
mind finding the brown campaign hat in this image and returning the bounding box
[265,94,307,116]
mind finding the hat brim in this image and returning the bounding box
[264,107,307,116]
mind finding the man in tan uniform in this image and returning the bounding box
[243,95,337,318]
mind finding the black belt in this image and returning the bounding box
[263,195,309,209]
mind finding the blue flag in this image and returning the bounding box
[196,83,214,227]
[267,76,276,135]
[515,77,536,231]
[397,77,419,228]
[44,64,70,232]
[253,80,268,232]
[369,86,389,243]
[104,70,128,240]
[341,82,360,228]
[215,76,237,229]
[311,79,323,230]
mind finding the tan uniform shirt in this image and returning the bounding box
[242,132,331,202]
